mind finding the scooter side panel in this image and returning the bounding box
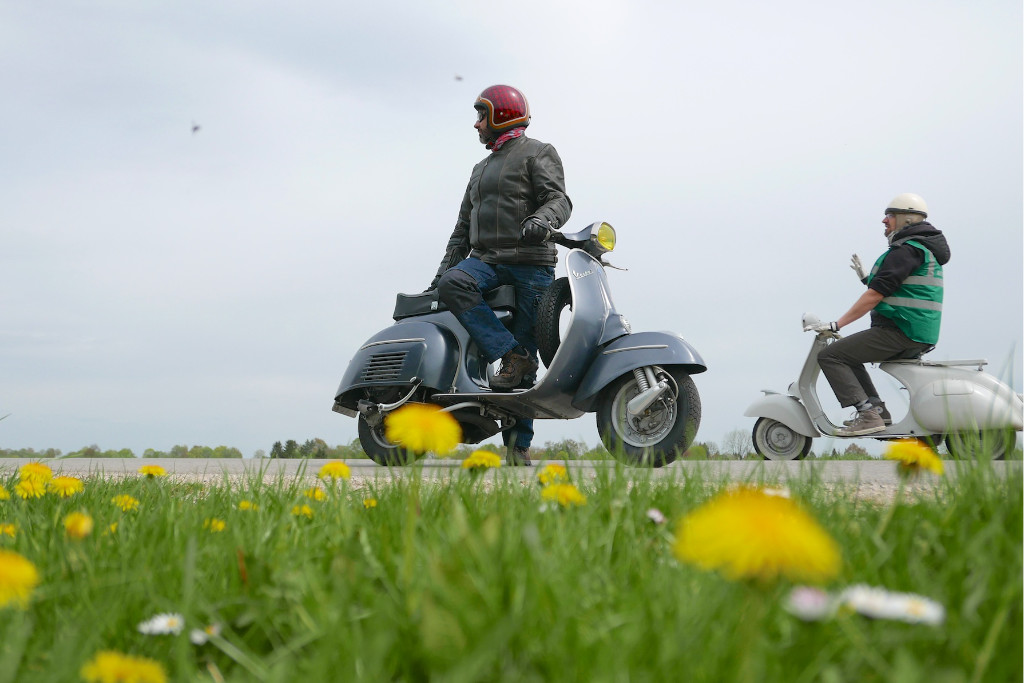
[743,394,820,438]
[570,331,708,413]
[334,320,460,409]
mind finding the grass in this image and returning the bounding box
[0,457,1021,682]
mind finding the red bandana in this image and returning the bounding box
[490,127,526,151]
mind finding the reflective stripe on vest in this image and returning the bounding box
[867,239,943,344]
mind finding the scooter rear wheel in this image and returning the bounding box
[752,417,812,461]
[358,414,421,466]
[944,429,1015,461]
[596,366,701,467]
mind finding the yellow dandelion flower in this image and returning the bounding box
[1,523,16,538]
[64,512,94,540]
[537,463,568,486]
[237,500,259,511]
[80,650,168,683]
[111,494,140,512]
[384,403,462,455]
[203,518,226,533]
[106,522,118,535]
[18,462,53,484]
[0,549,40,610]
[138,465,168,478]
[541,483,587,507]
[317,461,351,481]
[0,485,10,501]
[461,450,502,471]
[884,439,943,477]
[673,486,841,584]
[363,498,378,509]
[291,504,314,519]
[303,487,326,501]
[15,479,46,500]
[48,476,84,498]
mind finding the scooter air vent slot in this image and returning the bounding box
[361,351,407,382]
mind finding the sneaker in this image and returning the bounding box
[506,446,532,467]
[836,409,886,436]
[490,350,539,390]
[843,403,893,427]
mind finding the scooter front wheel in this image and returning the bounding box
[357,414,422,466]
[752,417,812,461]
[596,366,701,467]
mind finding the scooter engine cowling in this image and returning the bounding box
[334,322,460,410]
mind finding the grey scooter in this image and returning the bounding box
[744,313,1023,460]
[332,221,707,466]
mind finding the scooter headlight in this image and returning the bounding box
[592,222,616,253]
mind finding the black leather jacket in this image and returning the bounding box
[431,135,572,285]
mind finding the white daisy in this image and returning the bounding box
[784,586,835,621]
[840,585,945,625]
[646,508,667,525]
[137,612,185,636]
[189,623,222,645]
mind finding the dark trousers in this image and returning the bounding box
[436,258,555,449]
[817,326,932,408]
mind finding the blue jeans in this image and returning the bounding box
[438,258,554,449]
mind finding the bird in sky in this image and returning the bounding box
[454,74,463,81]
[191,121,201,135]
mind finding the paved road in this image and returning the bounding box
[1,457,1018,491]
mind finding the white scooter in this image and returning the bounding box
[744,314,1023,460]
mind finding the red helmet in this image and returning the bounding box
[474,85,530,133]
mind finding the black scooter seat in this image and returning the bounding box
[393,285,516,321]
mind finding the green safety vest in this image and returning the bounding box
[867,239,943,344]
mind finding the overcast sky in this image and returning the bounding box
[2,0,1021,458]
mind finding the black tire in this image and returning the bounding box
[945,429,1014,461]
[357,414,421,466]
[752,418,813,461]
[596,366,701,467]
[535,277,571,368]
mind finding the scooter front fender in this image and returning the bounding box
[744,394,820,438]
[571,331,707,412]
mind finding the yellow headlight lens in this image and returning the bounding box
[595,222,616,252]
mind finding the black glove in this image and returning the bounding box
[521,218,552,245]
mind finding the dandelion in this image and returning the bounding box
[64,512,95,539]
[303,487,326,501]
[49,476,84,498]
[839,584,945,625]
[884,439,943,477]
[202,518,226,533]
[537,463,569,486]
[785,586,836,621]
[189,623,222,645]
[0,485,10,501]
[461,450,502,471]
[237,500,259,511]
[1,523,16,538]
[137,612,185,635]
[15,479,46,500]
[646,508,667,525]
[363,498,378,509]
[106,523,119,536]
[291,504,314,519]
[672,486,841,584]
[384,403,462,455]
[541,483,587,507]
[0,549,40,609]
[138,465,168,478]
[18,462,53,484]
[111,495,139,512]
[317,461,351,481]
[81,650,168,683]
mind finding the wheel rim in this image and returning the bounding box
[756,419,808,460]
[609,372,679,448]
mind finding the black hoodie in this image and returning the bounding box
[867,220,951,329]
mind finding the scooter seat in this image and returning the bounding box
[393,285,517,321]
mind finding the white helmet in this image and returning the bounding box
[886,193,928,217]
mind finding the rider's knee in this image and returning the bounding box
[437,268,481,315]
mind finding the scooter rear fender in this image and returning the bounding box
[571,331,707,412]
[334,320,460,411]
[744,393,820,438]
